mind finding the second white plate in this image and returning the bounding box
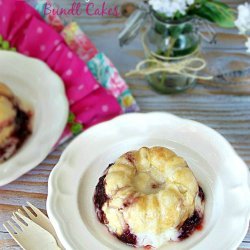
[47,112,250,250]
[0,51,69,186]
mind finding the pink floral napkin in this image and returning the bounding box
[0,0,137,143]
[31,1,139,113]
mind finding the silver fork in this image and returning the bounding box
[3,212,61,250]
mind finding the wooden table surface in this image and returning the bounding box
[0,0,249,249]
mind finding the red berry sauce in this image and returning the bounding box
[178,211,202,240]
[0,106,31,162]
[93,164,114,224]
[115,228,137,246]
[14,106,31,147]
[198,186,205,202]
[178,186,205,240]
[93,174,109,224]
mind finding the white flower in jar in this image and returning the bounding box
[235,3,250,35]
[149,0,195,18]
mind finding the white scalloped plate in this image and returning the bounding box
[47,112,250,250]
[0,51,69,186]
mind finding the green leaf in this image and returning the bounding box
[192,1,235,28]
[174,11,186,20]
[71,123,83,135]
[169,26,183,39]
[68,112,75,123]
[2,41,10,50]
[0,34,17,51]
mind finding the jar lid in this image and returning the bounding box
[118,6,149,46]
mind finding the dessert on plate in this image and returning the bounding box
[94,146,205,248]
[0,83,32,163]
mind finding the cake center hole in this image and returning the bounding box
[151,183,160,189]
[133,172,163,194]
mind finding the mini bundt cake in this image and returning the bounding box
[94,146,205,248]
[0,83,31,163]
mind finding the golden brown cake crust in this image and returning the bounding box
[0,84,16,144]
[103,147,199,235]
[0,82,14,100]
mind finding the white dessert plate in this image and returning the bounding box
[0,51,69,186]
[47,112,250,250]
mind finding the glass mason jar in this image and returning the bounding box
[143,12,201,94]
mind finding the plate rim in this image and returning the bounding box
[47,112,250,250]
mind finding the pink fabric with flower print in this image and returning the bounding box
[61,22,98,62]
[0,0,122,138]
